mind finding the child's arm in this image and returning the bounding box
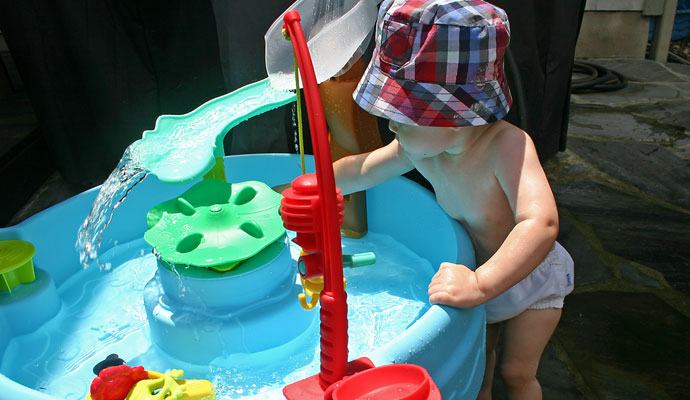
[429,129,559,308]
[333,139,414,195]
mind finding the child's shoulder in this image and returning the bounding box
[484,120,537,159]
[487,120,528,139]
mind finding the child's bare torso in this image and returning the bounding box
[410,123,517,264]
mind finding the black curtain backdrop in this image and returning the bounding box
[212,0,295,156]
[0,0,586,187]
[490,0,587,160]
[0,0,226,187]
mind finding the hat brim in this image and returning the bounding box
[354,58,512,127]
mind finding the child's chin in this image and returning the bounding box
[405,151,422,159]
[409,151,439,160]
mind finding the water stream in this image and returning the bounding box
[75,146,148,269]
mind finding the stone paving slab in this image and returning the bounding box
[674,135,690,160]
[555,291,690,400]
[539,343,588,400]
[549,157,690,294]
[568,107,674,141]
[666,62,690,80]
[571,82,690,107]
[534,59,690,400]
[556,213,617,287]
[565,137,690,209]
[625,101,690,138]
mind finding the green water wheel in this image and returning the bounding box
[144,179,285,272]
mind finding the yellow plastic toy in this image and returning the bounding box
[129,370,214,400]
[298,276,346,311]
[297,251,374,310]
[86,369,214,400]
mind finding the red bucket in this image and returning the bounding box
[331,364,442,400]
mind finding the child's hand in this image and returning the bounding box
[428,262,485,308]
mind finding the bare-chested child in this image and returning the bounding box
[333,1,574,399]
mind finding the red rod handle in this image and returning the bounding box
[283,10,348,388]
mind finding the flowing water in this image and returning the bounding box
[75,146,148,270]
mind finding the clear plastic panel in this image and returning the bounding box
[265,0,379,90]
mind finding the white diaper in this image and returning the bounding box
[485,241,574,324]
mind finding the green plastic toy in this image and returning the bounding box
[144,179,285,271]
[342,252,376,269]
[130,78,296,184]
[156,239,286,278]
[0,240,36,293]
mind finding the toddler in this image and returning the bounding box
[333,1,575,398]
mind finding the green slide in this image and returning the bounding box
[130,78,296,184]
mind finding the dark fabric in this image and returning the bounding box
[212,0,295,156]
[0,0,226,186]
[489,0,586,160]
[0,0,585,187]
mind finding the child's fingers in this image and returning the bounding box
[427,280,442,294]
[428,274,449,294]
[428,277,453,302]
[428,289,451,305]
[428,271,443,287]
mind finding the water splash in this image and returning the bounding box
[169,263,186,298]
[76,146,148,269]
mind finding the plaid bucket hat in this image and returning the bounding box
[354,0,512,127]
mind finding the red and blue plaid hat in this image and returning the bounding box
[354,0,512,127]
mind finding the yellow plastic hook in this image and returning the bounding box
[298,275,346,311]
[298,276,324,310]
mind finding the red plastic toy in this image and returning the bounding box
[89,365,149,400]
[280,9,350,393]
[329,364,442,400]
[280,9,443,400]
[281,173,344,280]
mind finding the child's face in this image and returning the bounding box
[388,120,457,159]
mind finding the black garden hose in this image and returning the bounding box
[571,61,627,93]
